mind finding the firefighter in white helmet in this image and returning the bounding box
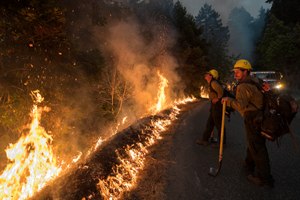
[196,69,226,147]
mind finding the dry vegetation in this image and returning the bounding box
[123,131,173,200]
[123,102,199,200]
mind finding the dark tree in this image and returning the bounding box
[252,7,268,64]
[255,15,300,87]
[252,7,267,42]
[172,1,208,96]
[256,0,300,88]
[195,3,230,76]
[266,0,300,25]
[0,0,70,133]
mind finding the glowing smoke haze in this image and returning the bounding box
[181,0,271,60]
[94,18,181,120]
[180,0,271,23]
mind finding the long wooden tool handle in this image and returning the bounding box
[219,102,226,162]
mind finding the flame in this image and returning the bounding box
[0,90,61,200]
[200,86,209,99]
[97,96,195,200]
[98,118,168,200]
[72,152,82,163]
[0,71,197,199]
[150,71,168,114]
[174,96,196,105]
[86,116,128,159]
[122,116,128,124]
[96,70,196,199]
[98,143,148,200]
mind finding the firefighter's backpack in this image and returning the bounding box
[259,91,298,141]
[244,78,298,141]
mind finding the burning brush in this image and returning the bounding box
[0,90,62,200]
[0,70,197,199]
[31,98,196,200]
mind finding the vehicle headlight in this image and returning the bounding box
[274,83,283,89]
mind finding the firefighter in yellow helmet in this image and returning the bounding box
[233,59,252,71]
[196,69,226,147]
[222,59,274,187]
[207,69,219,79]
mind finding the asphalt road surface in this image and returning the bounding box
[165,100,300,200]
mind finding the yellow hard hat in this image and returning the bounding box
[233,59,252,70]
[206,69,219,79]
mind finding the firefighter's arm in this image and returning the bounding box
[222,85,250,115]
[211,81,223,104]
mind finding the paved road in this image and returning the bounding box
[165,100,300,200]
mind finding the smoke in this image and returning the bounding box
[180,0,271,24]
[94,17,181,121]
[180,0,270,61]
[0,3,184,175]
[47,13,184,174]
[0,4,187,196]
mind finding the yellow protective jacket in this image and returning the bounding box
[227,76,263,117]
[209,79,224,101]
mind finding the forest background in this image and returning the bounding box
[0,0,299,168]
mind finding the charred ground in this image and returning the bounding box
[31,100,200,199]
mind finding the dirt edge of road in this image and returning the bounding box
[123,101,200,200]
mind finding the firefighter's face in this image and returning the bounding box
[233,69,247,81]
[204,73,212,83]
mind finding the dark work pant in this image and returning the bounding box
[244,111,273,182]
[202,101,226,144]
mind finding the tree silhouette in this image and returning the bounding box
[266,0,300,25]
[172,1,208,95]
[256,15,300,87]
[195,3,230,76]
[256,1,300,88]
